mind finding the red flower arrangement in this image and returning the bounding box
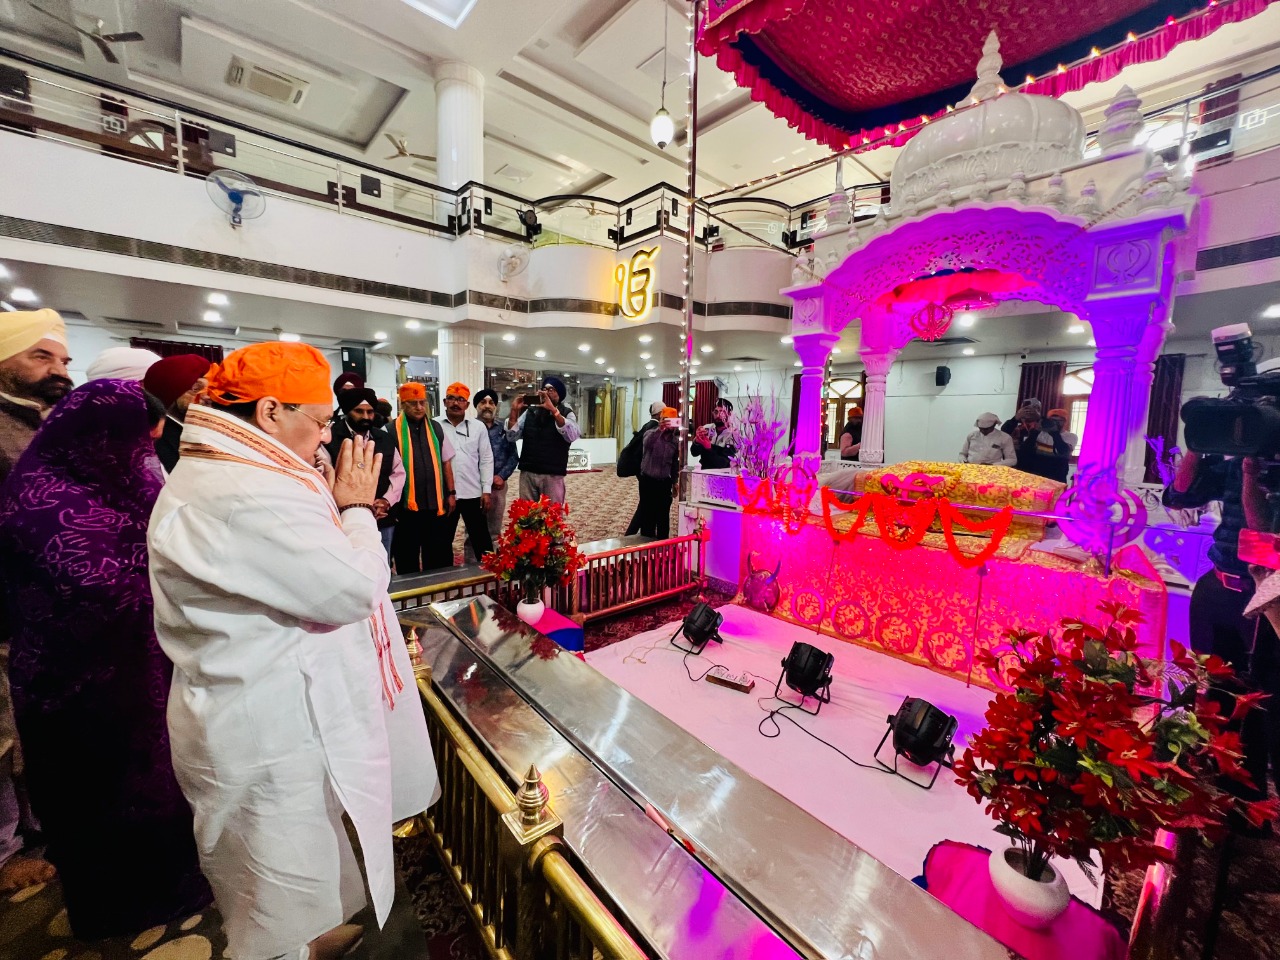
[481,496,585,592]
[954,601,1277,884]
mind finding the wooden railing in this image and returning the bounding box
[411,665,648,960]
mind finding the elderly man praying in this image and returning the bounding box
[148,342,437,960]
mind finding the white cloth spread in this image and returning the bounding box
[148,405,438,960]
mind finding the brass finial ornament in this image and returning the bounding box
[502,762,562,846]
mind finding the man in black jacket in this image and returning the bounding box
[143,354,212,473]
[324,388,404,558]
[505,376,580,505]
[624,400,666,535]
[690,398,736,470]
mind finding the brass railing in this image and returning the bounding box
[390,531,706,621]
[412,667,649,960]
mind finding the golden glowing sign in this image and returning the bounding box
[616,246,658,321]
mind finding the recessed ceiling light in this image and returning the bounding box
[207,292,229,307]
[1067,324,1085,334]
[832,347,842,354]
[648,372,656,378]
[962,347,975,356]
[374,331,388,341]
[638,334,652,343]
[405,319,422,330]
[9,287,37,304]
[1263,304,1280,319]
[594,357,605,365]
[792,360,801,367]
[535,349,547,359]
[639,352,651,360]
[780,335,793,344]
[502,333,516,342]
[645,363,655,370]
[691,360,701,367]
[733,364,743,372]
[431,348,439,356]
[700,344,713,354]
[278,331,301,342]
[606,366,615,373]
[1088,338,1097,347]
[958,313,976,328]
[202,310,222,324]
[579,343,591,352]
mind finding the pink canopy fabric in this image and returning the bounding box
[698,0,1277,150]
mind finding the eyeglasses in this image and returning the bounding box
[285,405,333,431]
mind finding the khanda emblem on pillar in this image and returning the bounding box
[616,247,658,321]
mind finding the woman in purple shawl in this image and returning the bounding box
[0,378,211,938]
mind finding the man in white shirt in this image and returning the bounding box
[960,412,1018,467]
[436,382,494,562]
[506,375,580,505]
[148,342,436,960]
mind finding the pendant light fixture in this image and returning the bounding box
[650,0,675,148]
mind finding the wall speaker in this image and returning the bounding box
[935,365,951,387]
[342,347,367,382]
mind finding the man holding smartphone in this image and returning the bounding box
[506,376,579,505]
[690,398,735,470]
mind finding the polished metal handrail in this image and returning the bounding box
[413,668,649,960]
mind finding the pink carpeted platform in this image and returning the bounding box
[585,604,1102,907]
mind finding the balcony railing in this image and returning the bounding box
[2,46,1277,254]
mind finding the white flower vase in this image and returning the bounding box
[988,848,1070,929]
[517,578,545,624]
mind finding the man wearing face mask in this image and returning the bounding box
[960,412,1017,466]
[325,388,404,558]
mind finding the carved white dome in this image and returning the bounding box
[890,32,1085,202]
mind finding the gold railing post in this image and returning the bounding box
[499,764,565,958]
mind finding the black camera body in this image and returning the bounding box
[1182,372,1280,459]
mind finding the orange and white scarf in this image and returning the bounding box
[180,406,404,708]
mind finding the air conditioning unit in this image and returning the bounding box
[225,57,309,107]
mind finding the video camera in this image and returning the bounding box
[1182,323,1280,458]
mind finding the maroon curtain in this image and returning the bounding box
[1015,361,1066,417]
[130,338,225,364]
[661,381,679,411]
[692,379,718,429]
[1144,354,1186,483]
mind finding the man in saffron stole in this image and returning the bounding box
[390,381,457,573]
[148,342,437,960]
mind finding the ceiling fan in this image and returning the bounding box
[29,2,144,65]
[383,133,435,163]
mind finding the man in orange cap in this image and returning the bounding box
[436,382,494,564]
[390,382,456,573]
[148,342,437,960]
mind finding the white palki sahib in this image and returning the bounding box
[148,404,438,960]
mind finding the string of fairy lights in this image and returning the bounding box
[679,0,700,457]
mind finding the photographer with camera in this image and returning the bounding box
[506,376,580,505]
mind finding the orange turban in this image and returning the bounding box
[661,407,679,419]
[444,381,470,401]
[206,342,331,407]
[398,382,426,401]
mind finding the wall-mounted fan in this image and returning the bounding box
[29,3,144,64]
[497,247,530,283]
[206,169,266,228]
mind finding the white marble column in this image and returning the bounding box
[1120,316,1175,486]
[792,332,839,472]
[434,61,485,190]
[858,348,898,465]
[437,328,484,401]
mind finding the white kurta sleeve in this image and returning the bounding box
[151,484,389,627]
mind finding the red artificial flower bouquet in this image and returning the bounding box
[954,601,1277,885]
[481,496,585,595]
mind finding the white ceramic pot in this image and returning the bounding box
[516,599,545,624]
[988,847,1070,929]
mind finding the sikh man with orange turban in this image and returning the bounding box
[148,342,438,960]
[436,381,494,562]
[389,381,457,573]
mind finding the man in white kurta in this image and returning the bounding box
[148,342,437,960]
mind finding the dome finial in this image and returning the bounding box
[962,31,1003,106]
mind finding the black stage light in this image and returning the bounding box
[673,601,723,653]
[773,641,834,715]
[874,696,958,790]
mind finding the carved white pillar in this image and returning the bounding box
[859,348,898,465]
[434,61,485,190]
[437,328,485,401]
[792,332,839,471]
[1120,315,1175,486]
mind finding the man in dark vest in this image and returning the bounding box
[324,387,404,559]
[390,382,456,573]
[505,375,580,505]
